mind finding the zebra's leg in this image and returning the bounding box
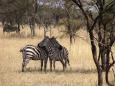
[53,60,56,71]
[22,59,29,72]
[22,62,25,72]
[50,59,52,72]
[65,59,67,68]
[60,60,65,71]
[41,60,43,71]
[44,58,48,72]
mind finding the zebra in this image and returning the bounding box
[38,36,67,71]
[20,45,48,72]
[50,37,70,68]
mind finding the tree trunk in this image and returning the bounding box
[70,34,73,45]
[32,28,35,36]
[30,25,35,37]
[105,48,114,86]
[89,30,103,86]
[98,67,103,86]
[106,62,115,86]
[100,49,106,71]
[44,27,46,38]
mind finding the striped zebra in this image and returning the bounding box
[20,45,48,72]
[38,36,68,71]
[50,37,70,68]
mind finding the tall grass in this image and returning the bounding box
[0,26,114,86]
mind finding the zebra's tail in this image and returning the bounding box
[66,58,72,70]
[67,58,70,66]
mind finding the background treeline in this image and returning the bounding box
[0,0,83,38]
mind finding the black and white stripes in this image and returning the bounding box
[50,37,70,68]
[20,36,70,72]
[38,36,70,71]
[20,45,48,72]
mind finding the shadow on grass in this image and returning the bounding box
[53,68,96,74]
[17,67,97,74]
[18,67,45,73]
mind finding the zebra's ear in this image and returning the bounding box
[52,36,57,39]
[51,36,55,38]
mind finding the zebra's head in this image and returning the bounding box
[38,36,50,48]
[50,36,62,50]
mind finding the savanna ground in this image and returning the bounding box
[0,25,114,86]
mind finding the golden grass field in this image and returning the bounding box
[0,25,114,86]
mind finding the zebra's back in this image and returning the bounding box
[20,45,48,60]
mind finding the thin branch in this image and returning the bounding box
[110,50,115,63]
[98,51,101,62]
[90,15,99,31]
[72,0,81,7]
[112,68,115,81]
[72,0,90,29]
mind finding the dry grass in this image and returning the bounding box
[0,26,114,86]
